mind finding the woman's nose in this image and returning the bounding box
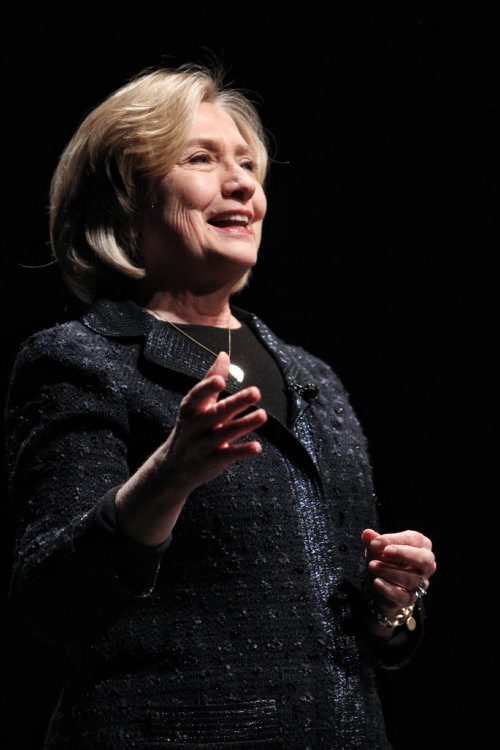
[221,163,256,200]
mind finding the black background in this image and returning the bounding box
[1,5,495,748]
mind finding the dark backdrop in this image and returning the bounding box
[1,6,493,748]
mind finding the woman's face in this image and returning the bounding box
[139,101,267,293]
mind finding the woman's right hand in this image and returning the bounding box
[115,352,267,545]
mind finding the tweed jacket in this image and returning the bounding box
[5,299,422,749]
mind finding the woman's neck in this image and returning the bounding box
[144,290,239,328]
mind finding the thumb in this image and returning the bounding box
[361,528,380,548]
[204,351,230,381]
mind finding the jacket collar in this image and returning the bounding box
[81,298,320,426]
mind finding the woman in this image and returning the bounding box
[5,65,436,749]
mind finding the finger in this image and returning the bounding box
[368,560,429,594]
[361,528,380,547]
[214,440,264,463]
[179,373,227,418]
[210,408,267,447]
[361,529,380,559]
[371,529,433,550]
[181,385,263,434]
[372,577,415,609]
[209,386,262,425]
[204,350,230,380]
[365,530,434,568]
[379,545,437,577]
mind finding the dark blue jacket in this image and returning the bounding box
[5,299,422,749]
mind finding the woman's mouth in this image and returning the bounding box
[208,212,252,233]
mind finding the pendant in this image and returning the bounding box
[406,615,417,631]
[229,363,245,383]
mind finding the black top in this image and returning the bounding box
[173,320,289,425]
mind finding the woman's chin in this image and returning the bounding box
[203,245,257,280]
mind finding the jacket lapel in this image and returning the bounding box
[82,298,252,391]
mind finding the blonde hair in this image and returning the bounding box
[49,65,269,303]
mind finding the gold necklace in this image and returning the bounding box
[150,311,245,383]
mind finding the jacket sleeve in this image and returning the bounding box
[5,327,170,649]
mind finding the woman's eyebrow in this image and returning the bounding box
[182,136,254,154]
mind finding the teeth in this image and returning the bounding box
[211,213,249,225]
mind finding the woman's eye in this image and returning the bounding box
[188,153,211,164]
[241,160,256,172]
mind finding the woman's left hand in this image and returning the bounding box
[361,528,437,629]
